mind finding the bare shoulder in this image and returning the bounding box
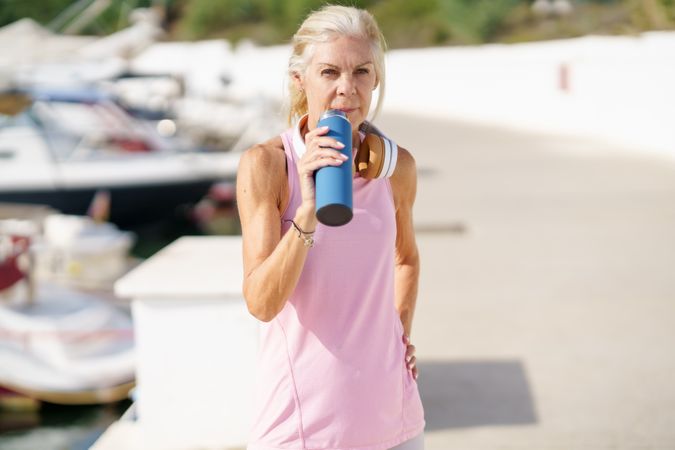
[390,146,417,204]
[238,136,285,177]
[237,136,287,209]
[393,146,416,179]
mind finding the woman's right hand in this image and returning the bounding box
[297,125,349,212]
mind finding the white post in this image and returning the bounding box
[111,236,258,450]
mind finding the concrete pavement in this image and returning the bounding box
[377,112,675,450]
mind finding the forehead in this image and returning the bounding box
[308,36,373,67]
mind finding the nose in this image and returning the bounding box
[336,74,356,96]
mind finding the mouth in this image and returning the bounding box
[333,107,358,114]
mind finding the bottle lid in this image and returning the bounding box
[320,109,348,121]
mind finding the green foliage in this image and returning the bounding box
[176,0,382,42]
[0,0,154,34]
[628,0,675,28]
[180,0,262,38]
[0,0,73,28]
[369,0,444,47]
[663,0,675,20]
[438,0,526,44]
[1,0,674,46]
[80,0,150,35]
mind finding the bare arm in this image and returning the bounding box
[236,129,348,322]
[390,146,420,338]
[390,146,421,379]
[236,140,313,322]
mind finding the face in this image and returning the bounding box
[295,35,378,133]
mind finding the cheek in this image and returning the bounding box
[306,83,331,106]
[316,81,339,100]
[358,76,376,94]
[358,82,374,104]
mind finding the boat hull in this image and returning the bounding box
[0,179,218,227]
[0,380,135,405]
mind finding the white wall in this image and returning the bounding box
[383,33,675,159]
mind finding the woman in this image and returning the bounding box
[236,5,425,450]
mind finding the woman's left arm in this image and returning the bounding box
[390,146,420,339]
[390,146,420,379]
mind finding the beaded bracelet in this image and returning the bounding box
[284,219,315,248]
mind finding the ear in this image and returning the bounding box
[291,71,304,92]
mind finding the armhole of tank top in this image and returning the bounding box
[380,130,397,216]
[279,131,295,219]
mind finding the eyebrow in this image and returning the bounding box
[318,62,374,68]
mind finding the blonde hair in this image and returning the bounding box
[286,5,387,126]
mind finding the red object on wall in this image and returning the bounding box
[559,63,570,92]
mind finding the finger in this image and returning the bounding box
[405,344,416,360]
[412,366,419,380]
[306,125,330,138]
[304,128,333,144]
[303,149,348,164]
[406,355,417,370]
[302,150,345,168]
[307,136,345,152]
[306,147,348,158]
[302,157,347,174]
[309,149,348,162]
[402,334,410,345]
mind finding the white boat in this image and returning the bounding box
[0,214,135,405]
[0,282,135,405]
[0,89,240,227]
[31,213,137,291]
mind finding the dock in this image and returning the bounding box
[92,111,675,449]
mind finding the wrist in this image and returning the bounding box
[294,204,318,230]
[284,218,315,248]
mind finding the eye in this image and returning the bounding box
[356,68,370,75]
[321,68,338,77]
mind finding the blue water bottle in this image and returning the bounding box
[315,109,353,226]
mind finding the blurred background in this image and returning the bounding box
[1,1,674,449]
[3,0,674,45]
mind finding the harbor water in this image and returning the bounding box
[0,401,131,450]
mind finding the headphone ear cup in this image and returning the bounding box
[355,135,371,174]
[359,134,385,179]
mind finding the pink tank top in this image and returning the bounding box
[247,123,425,450]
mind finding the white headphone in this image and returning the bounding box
[355,121,398,179]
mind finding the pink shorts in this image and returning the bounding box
[388,433,424,450]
